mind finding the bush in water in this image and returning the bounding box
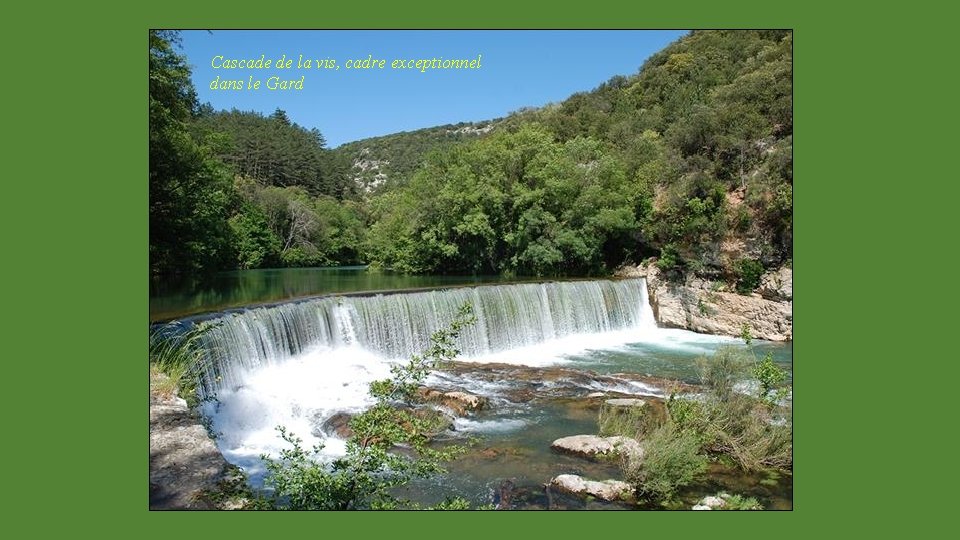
[626,422,708,504]
[691,345,792,471]
[753,351,789,406]
[612,343,792,505]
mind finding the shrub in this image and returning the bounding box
[695,346,792,471]
[699,393,792,472]
[656,244,685,281]
[722,492,763,510]
[753,352,788,404]
[609,342,792,507]
[666,393,709,439]
[740,323,753,345]
[626,422,708,504]
[736,258,764,294]
[702,492,763,510]
[697,346,751,401]
[598,401,664,440]
[733,206,752,233]
[149,322,214,405]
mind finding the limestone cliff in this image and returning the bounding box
[617,261,793,342]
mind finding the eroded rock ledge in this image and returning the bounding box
[616,261,792,342]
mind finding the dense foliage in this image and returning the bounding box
[356,30,792,279]
[150,30,792,286]
[149,31,364,275]
[149,31,236,276]
[365,126,650,275]
[194,108,357,199]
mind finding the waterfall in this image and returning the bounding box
[193,278,656,399]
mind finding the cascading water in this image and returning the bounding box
[194,278,658,400]
[188,277,751,486]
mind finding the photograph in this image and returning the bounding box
[148,29,793,511]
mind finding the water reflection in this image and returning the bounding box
[149,266,543,322]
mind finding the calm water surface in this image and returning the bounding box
[150,266,546,322]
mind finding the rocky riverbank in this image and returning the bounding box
[149,372,249,510]
[616,261,793,342]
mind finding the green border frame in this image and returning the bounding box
[12,0,916,535]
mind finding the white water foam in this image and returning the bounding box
[460,325,735,367]
[201,326,732,482]
[200,344,390,484]
[586,378,666,397]
[452,417,528,434]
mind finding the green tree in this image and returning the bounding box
[149,30,235,276]
[364,126,652,276]
[228,206,280,269]
[736,258,764,294]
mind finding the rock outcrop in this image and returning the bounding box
[548,474,634,502]
[624,261,792,341]
[150,374,237,510]
[418,388,488,415]
[759,266,793,301]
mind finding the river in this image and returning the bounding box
[152,266,792,509]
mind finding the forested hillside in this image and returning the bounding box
[150,30,792,283]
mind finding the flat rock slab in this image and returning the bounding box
[551,434,644,462]
[604,398,647,408]
[549,474,634,502]
[551,435,615,457]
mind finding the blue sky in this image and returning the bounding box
[178,30,686,147]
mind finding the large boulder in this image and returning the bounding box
[613,264,647,279]
[548,474,634,502]
[316,412,354,439]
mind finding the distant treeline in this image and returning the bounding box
[150,29,792,282]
